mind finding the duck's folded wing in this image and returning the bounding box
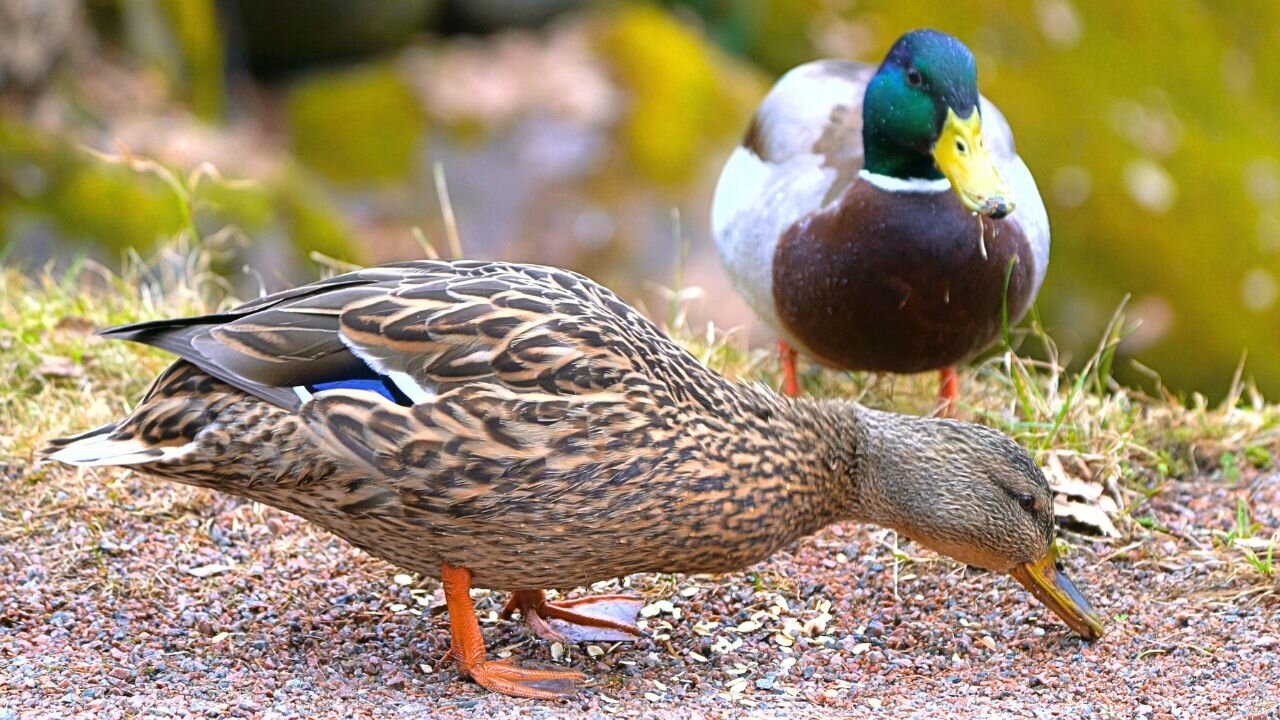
[745,59,871,169]
[297,383,655,516]
[100,279,381,410]
[712,60,873,271]
[100,261,690,412]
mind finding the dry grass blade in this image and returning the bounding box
[433,161,464,260]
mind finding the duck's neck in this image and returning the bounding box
[860,71,946,182]
[725,392,914,548]
[862,137,942,182]
[775,398,915,529]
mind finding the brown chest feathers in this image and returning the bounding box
[773,182,1036,373]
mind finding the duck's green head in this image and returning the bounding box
[862,29,1014,219]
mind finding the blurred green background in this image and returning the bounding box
[1,0,1277,399]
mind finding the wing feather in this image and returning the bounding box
[99,261,715,413]
[301,383,657,513]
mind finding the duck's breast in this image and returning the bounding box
[772,180,1039,373]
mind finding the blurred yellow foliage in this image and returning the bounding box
[118,0,225,119]
[286,64,426,184]
[273,167,362,263]
[0,121,184,252]
[51,162,186,250]
[602,4,761,185]
[157,0,224,119]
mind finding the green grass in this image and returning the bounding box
[1209,496,1278,581]
[1241,542,1275,579]
[0,248,219,462]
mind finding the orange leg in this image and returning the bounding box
[937,367,959,417]
[502,589,643,644]
[441,562,584,700]
[778,340,801,397]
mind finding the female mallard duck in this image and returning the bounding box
[712,29,1049,407]
[47,260,1098,700]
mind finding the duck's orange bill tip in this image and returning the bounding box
[1010,547,1105,641]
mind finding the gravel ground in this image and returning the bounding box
[2,462,1278,720]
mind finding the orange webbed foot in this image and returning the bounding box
[457,657,585,700]
[441,563,587,700]
[503,590,644,643]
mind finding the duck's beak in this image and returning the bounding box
[1009,545,1105,640]
[931,107,1014,219]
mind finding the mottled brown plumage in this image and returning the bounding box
[46,260,1101,700]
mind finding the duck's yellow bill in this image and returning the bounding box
[931,107,1014,219]
[1009,545,1105,640]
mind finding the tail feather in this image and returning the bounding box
[44,362,226,469]
[45,425,195,466]
[44,423,195,467]
[42,422,117,452]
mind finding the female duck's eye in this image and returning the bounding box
[906,68,923,87]
[1017,494,1035,511]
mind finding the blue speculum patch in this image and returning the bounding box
[307,377,414,405]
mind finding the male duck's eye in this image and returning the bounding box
[1017,494,1036,511]
[905,68,923,87]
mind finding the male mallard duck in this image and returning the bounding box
[46,260,1098,700]
[712,29,1049,407]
